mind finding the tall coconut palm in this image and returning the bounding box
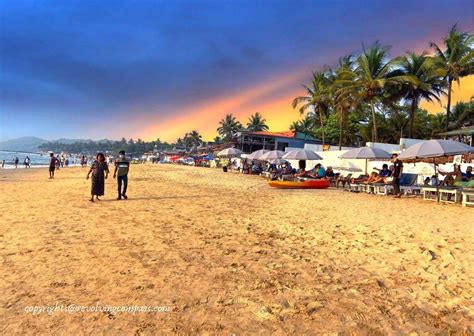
[339,43,405,143]
[331,55,358,149]
[217,114,242,141]
[430,24,474,131]
[392,52,445,138]
[292,71,331,144]
[246,112,269,132]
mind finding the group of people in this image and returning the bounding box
[334,154,405,198]
[4,156,31,168]
[48,150,130,202]
[294,161,335,181]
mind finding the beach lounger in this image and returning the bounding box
[461,189,474,207]
[370,183,389,195]
[385,173,421,196]
[421,186,461,203]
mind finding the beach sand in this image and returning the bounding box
[0,164,473,334]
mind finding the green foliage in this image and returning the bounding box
[217,114,242,141]
[291,25,473,144]
[246,112,269,132]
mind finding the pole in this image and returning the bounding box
[434,158,439,203]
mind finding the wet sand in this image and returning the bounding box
[0,164,473,334]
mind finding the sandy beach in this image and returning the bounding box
[0,164,473,334]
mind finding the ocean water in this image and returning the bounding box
[0,151,82,168]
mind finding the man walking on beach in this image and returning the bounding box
[49,152,57,179]
[113,150,130,200]
[391,153,403,198]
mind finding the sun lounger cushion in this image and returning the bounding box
[454,180,474,188]
[399,173,418,186]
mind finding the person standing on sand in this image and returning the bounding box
[24,156,31,168]
[55,155,60,170]
[49,153,57,179]
[113,150,130,200]
[391,153,403,198]
[86,153,109,202]
[14,156,19,168]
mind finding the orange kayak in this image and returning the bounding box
[268,179,330,189]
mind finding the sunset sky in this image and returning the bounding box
[0,0,472,142]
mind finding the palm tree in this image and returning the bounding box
[430,24,474,131]
[339,43,405,143]
[429,113,446,137]
[246,112,269,132]
[184,130,202,147]
[217,114,242,141]
[392,52,445,137]
[289,121,302,132]
[290,115,315,135]
[292,71,331,144]
[450,100,474,128]
[331,55,358,149]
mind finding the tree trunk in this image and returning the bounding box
[338,107,344,150]
[319,110,325,146]
[409,97,417,138]
[370,101,377,143]
[445,78,453,133]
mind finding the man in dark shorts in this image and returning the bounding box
[49,152,57,179]
[113,150,130,200]
[391,153,403,198]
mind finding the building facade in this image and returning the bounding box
[232,131,322,153]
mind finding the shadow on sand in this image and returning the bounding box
[98,195,214,202]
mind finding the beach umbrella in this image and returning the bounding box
[282,149,322,161]
[398,139,474,202]
[217,148,243,157]
[397,140,473,160]
[268,158,287,165]
[339,147,392,160]
[260,150,285,161]
[332,160,363,173]
[247,149,269,160]
[339,147,391,174]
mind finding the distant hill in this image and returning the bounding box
[54,138,94,144]
[0,136,48,152]
[0,137,115,152]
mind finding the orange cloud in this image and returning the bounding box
[136,67,472,142]
[137,69,309,141]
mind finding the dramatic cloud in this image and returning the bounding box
[0,0,472,141]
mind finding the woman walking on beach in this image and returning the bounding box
[86,153,109,202]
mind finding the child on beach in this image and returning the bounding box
[113,150,130,200]
[86,153,109,202]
